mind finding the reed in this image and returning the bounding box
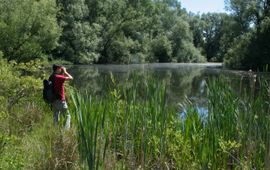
[199,76,270,169]
[70,74,175,169]
[70,74,270,169]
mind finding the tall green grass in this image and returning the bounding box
[71,74,178,169]
[197,76,270,169]
[71,74,270,169]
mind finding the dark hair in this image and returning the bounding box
[52,64,62,72]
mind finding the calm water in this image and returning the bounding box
[68,63,269,113]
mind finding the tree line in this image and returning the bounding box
[0,0,269,70]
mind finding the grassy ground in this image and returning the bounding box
[0,58,79,169]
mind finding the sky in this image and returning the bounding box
[180,0,226,14]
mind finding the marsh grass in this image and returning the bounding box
[71,73,270,169]
[71,73,176,169]
[200,76,270,169]
[24,116,79,169]
[0,102,80,170]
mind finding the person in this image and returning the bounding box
[49,64,73,129]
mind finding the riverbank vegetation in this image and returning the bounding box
[0,0,270,169]
[71,73,270,169]
[0,0,269,69]
[0,58,79,169]
[1,56,270,169]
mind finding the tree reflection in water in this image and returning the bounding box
[68,64,222,108]
[69,63,269,117]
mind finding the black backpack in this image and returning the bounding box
[43,75,55,103]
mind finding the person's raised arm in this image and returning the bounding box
[62,67,73,80]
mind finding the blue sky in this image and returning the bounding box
[180,0,226,14]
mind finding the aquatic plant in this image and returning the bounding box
[71,74,270,169]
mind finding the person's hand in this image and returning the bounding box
[61,67,73,80]
[61,67,67,73]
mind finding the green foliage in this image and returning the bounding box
[205,76,270,169]
[0,60,79,169]
[187,14,205,48]
[225,17,270,70]
[0,58,48,139]
[0,59,43,114]
[225,0,255,32]
[251,17,270,69]
[0,0,61,62]
[0,0,269,68]
[224,32,253,69]
[55,0,205,64]
[170,18,199,62]
[150,35,172,62]
[71,74,270,169]
[224,0,270,70]
[55,0,102,64]
[0,135,25,169]
[0,116,80,169]
[22,119,79,169]
[177,41,205,62]
[71,75,183,169]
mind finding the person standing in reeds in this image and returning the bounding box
[50,64,73,129]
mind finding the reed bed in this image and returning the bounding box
[70,73,270,169]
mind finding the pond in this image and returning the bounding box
[68,63,269,114]
[67,64,270,169]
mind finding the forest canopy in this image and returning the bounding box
[0,0,269,70]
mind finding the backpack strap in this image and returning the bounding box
[49,73,55,82]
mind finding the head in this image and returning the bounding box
[53,64,62,74]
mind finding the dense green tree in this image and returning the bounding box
[150,35,172,62]
[225,0,255,32]
[217,14,242,59]
[188,12,237,62]
[0,0,61,62]
[224,32,253,69]
[201,13,222,61]
[1,0,269,68]
[54,0,101,64]
[54,0,204,64]
[226,0,270,31]
[200,13,229,61]
[225,0,270,69]
[170,17,205,62]
[188,14,205,49]
[96,0,144,63]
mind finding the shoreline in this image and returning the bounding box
[70,62,223,68]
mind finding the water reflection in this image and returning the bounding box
[69,64,219,106]
[68,63,269,110]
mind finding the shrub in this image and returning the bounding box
[0,59,79,169]
[150,35,172,62]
